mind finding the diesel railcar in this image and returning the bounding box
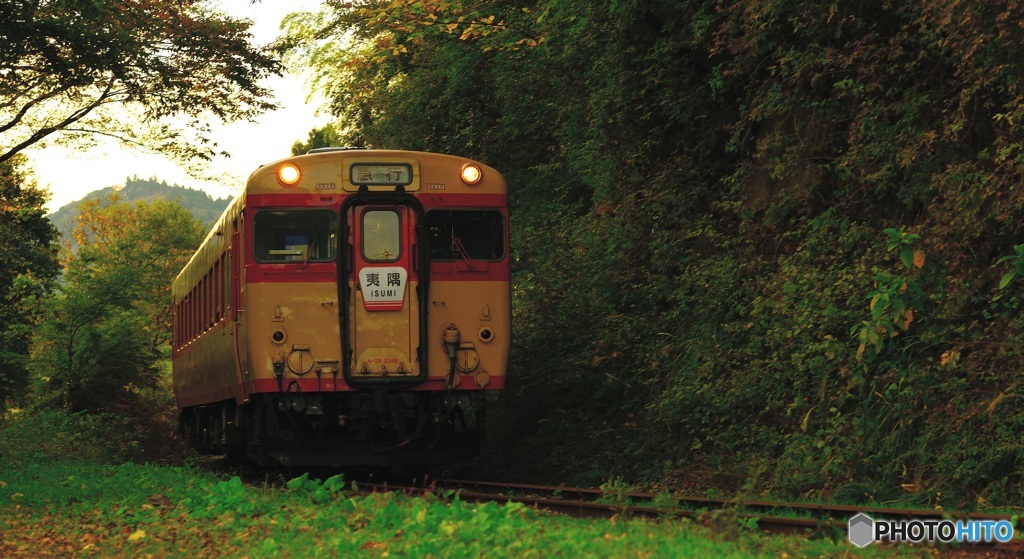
[171,149,510,466]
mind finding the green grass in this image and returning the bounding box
[0,461,941,559]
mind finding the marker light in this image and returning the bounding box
[460,163,482,186]
[277,163,301,186]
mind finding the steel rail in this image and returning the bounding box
[362,480,1024,553]
[357,481,845,534]
[436,478,1020,525]
[418,479,1024,555]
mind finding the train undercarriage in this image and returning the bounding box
[179,390,484,467]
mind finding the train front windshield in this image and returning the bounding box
[254,210,338,262]
[426,210,505,261]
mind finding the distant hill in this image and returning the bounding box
[47,176,232,243]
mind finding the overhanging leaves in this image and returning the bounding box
[0,0,280,168]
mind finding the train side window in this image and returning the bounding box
[254,210,338,263]
[202,275,209,330]
[209,269,216,327]
[362,210,401,262]
[194,283,201,336]
[196,279,203,334]
[225,252,232,311]
[425,210,504,261]
[213,259,221,323]
[199,275,206,331]
[206,272,214,328]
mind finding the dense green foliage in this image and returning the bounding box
[0,155,59,412]
[0,459,932,558]
[29,197,204,452]
[291,122,344,155]
[0,408,143,464]
[281,0,1024,504]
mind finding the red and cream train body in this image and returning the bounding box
[171,148,510,466]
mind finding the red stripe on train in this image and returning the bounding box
[247,376,505,393]
[244,265,510,283]
[245,193,508,208]
[176,375,505,408]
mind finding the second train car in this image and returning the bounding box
[171,148,510,466]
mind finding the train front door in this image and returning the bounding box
[345,204,423,382]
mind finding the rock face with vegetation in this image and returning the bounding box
[280,0,1024,505]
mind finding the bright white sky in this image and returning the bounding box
[26,0,329,212]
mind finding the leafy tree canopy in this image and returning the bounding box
[0,0,280,170]
[32,196,205,413]
[0,154,59,410]
[291,122,343,155]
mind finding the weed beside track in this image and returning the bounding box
[0,460,966,558]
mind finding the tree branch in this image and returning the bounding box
[0,82,77,135]
[0,82,122,166]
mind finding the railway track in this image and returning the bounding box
[440,478,1016,524]
[360,479,845,533]
[356,478,1023,554]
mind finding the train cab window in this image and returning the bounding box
[425,210,504,261]
[254,210,338,263]
[362,210,401,262]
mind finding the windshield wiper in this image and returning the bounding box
[302,234,318,269]
[450,236,476,271]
